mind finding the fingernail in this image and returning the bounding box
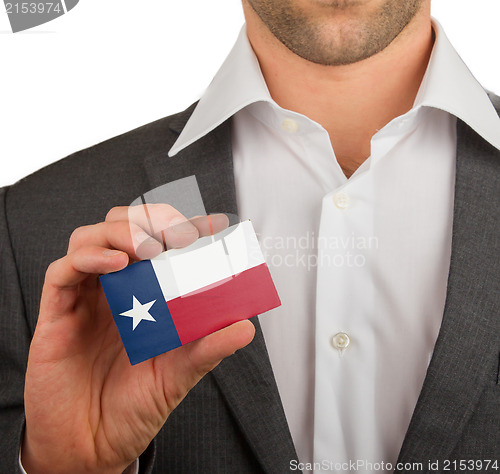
[103,249,123,257]
[170,217,197,234]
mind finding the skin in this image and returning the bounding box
[23,1,433,471]
[242,0,433,177]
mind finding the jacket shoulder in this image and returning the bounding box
[8,103,196,195]
[4,103,197,227]
[1,103,198,327]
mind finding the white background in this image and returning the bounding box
[1,0,499,187]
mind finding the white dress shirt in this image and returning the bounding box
[169,19,500,474]
[169,20,500,473]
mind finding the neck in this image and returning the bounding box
[243,3,434,178]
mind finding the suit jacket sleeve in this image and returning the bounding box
[0,184,160,473]
[0,186,31,474]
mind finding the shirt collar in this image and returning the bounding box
[169,26,272,157]
[414,19,500,150]
[169,20,500,157]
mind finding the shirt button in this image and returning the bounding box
[331,332,350,350]
[282,118,299,133]
[333,192,350,210]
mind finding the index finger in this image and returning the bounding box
[106,204,199,251]
[106,205,229,250]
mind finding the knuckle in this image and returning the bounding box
[146,203,177,215]
[68,226,86,247]
[159,203,176,212]
[105,206,123,222]
[111,219,132,236]
[126,221,141,235]
[44,259,60,282]
[68,223,104,252]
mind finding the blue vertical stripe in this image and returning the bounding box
[100,260,182,365]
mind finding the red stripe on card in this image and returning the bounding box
[167,263,281,345]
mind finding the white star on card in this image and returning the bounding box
[120,296,157,330]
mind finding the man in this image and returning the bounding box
[1,0,499,472]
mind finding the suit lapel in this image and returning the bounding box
[211,322,299,473]
[142,109,298,472]
[143,105,239,219]
[396,119,500,467]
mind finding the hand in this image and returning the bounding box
[22,205,255,474]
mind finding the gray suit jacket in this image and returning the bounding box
[0,97,499,473]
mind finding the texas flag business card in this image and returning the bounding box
[100,220,281,365]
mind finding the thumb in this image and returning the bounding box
[154,320,255,407]
[185,319,256,372]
